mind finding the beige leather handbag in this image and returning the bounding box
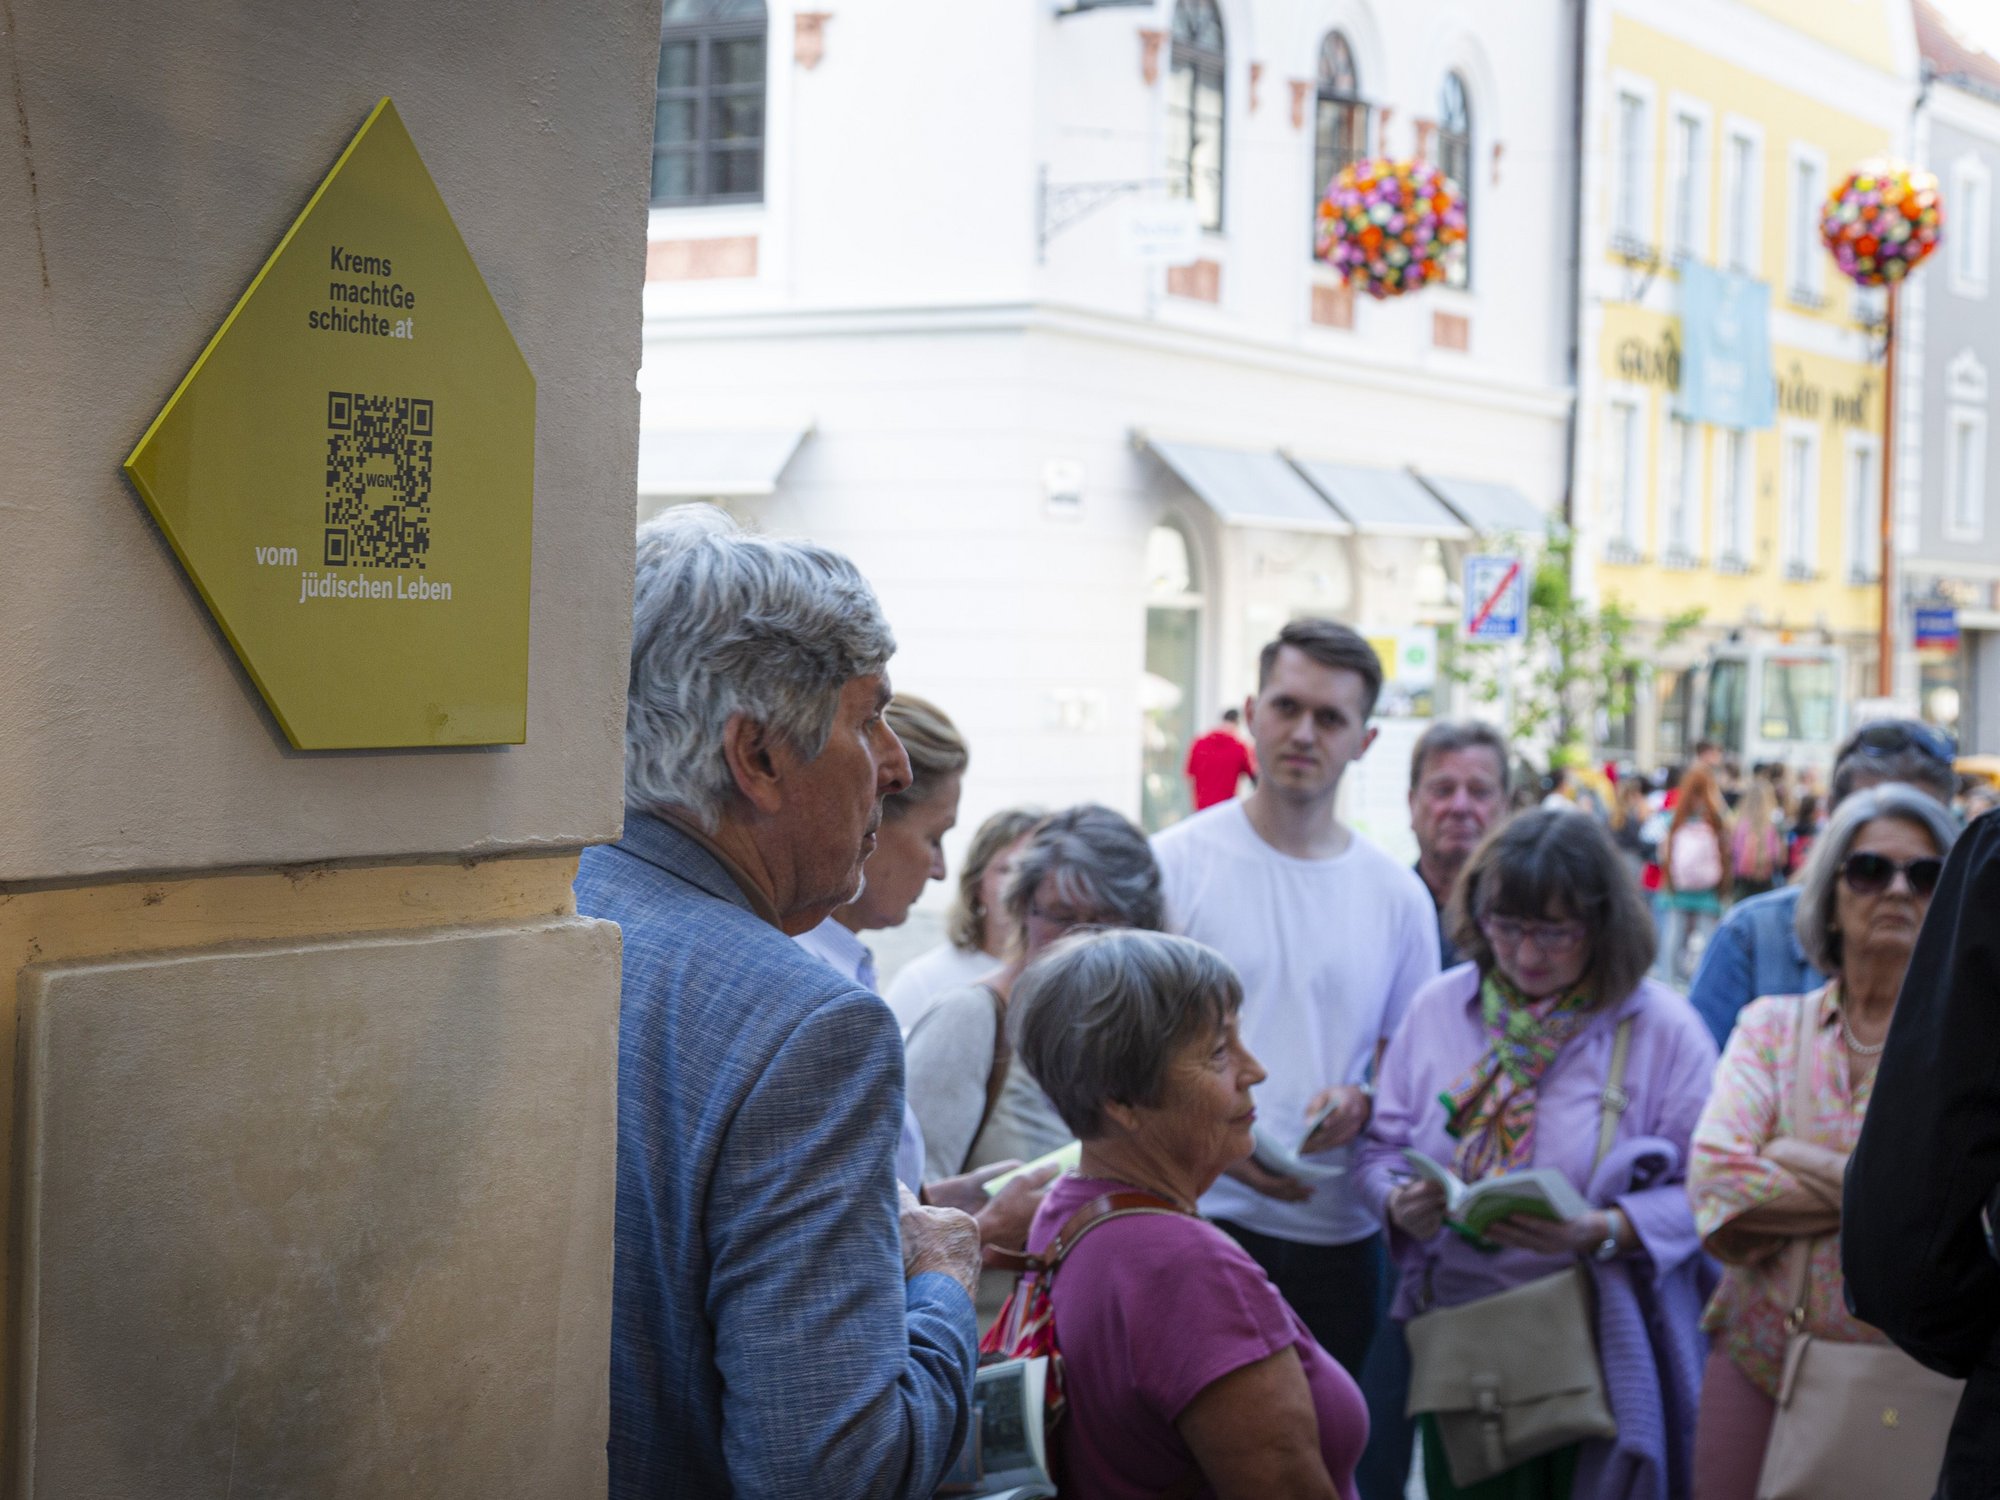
[1752,993,1963,1500]
[1402,1019,1632,1488]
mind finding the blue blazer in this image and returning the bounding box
[577,811,976,1499]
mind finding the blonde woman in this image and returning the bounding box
[885,805,1043,1033]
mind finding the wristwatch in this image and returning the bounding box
[1591,1210,1625,1263]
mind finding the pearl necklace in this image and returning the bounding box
[1840,1016,1887,1056]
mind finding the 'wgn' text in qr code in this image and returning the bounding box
[323,391,434,570]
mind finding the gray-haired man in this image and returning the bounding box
[1407,720,1509,968]
[577,507,980,1499]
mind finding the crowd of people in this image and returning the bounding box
[583,505,2000,1500]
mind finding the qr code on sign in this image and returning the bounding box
[323,391,433,569]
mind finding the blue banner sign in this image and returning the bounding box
[1676,261,1775,431]
[1915,607,1960,651]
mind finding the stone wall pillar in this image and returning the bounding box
[0,2,652,1492]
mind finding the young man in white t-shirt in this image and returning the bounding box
[1152,619,1440,1379]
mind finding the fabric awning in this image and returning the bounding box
[1146,439,1351,534]
[636,426,811,498]
[1288,458,1470,540]
[1416,473,1547,538]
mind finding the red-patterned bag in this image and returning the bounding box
[980,1189,1183,1430]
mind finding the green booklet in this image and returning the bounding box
[1401,1147,1590,1240]
[981,1140,1081,1197]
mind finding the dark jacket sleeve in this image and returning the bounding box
[1844,812,2000,1378]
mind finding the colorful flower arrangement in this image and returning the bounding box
[1315,157,1468,299]
[1819,161,1943,287]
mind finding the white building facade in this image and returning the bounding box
[638,0,1577,854]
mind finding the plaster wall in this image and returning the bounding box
[665,307,1566,851]
[1,0,653,882]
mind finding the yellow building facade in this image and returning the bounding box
[1574,0,1919,767]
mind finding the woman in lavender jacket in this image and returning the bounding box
[1358,810,1719,1500]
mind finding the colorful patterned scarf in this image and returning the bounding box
[1440,970,1596,1182]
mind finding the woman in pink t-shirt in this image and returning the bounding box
[1010,929,1366,1499]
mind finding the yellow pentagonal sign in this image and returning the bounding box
[124,98,533,749]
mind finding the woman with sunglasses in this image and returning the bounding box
[1687,784,1960,1499]
[1359,810,1719,1499]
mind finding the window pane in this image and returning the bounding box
[1616,94,1645,242]
[1956,421,1982,530]
[1173,0,1224,51]
[714,36,764,85]
[652,150,697,202]
[1165,62,1198,210]
[711,93,763,141]
[1727,136,1755,272]
[1314,101,1337,196]
[1672,116,1701,256]
[711,147,762,197]
[654,99,698,147]
[653,1,765,207]
[1320,32,1357,94]
[1761,659,1838,743]
[1441,73,1469,135]
[658,39,698,90]
[664,0,765,17]
[1791,161,1817,290]
[1786,437,1812,565]
[1191,73,1224,230]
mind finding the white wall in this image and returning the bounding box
[640,0,1575,860]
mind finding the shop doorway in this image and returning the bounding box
[1142,520,1206,831]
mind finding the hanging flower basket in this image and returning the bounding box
[1315,157,1467,300]
[1820,160,1943,287]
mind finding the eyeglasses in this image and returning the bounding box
[1027,903,1118,930]
[1478,916,1588,957]
[1848,720,1957,766]
[1839,851,1945,897]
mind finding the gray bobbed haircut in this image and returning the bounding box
[1794,784,1960,973]
[1002,804,1165,935]
[1012,929,1243,1140]
[625,506,895,828]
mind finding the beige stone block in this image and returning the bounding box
[12,919,618,1498]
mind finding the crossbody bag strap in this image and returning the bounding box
[1591,1016,1637,1173]
[1783,989,1821,1331]
[983,1189,1185,1273]
[973,984,1012,1154]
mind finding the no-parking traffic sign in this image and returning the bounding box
[1462,554,1526,643]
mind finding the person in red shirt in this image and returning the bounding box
[1185,708,1258,810]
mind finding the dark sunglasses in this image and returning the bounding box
[1849,720,1957,766]
[1840,851,1945,897]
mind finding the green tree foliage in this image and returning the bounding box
[1448,525,1703,759]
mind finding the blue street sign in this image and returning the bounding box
[1915,607,1960,651]
[1463,554,1526,643]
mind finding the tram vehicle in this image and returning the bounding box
[1692,640,1847,772]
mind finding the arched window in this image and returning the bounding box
[1438,71,1473,288]
[1313,33,1368,252]
[653,0,767,207]
[1167,0,1227,233]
